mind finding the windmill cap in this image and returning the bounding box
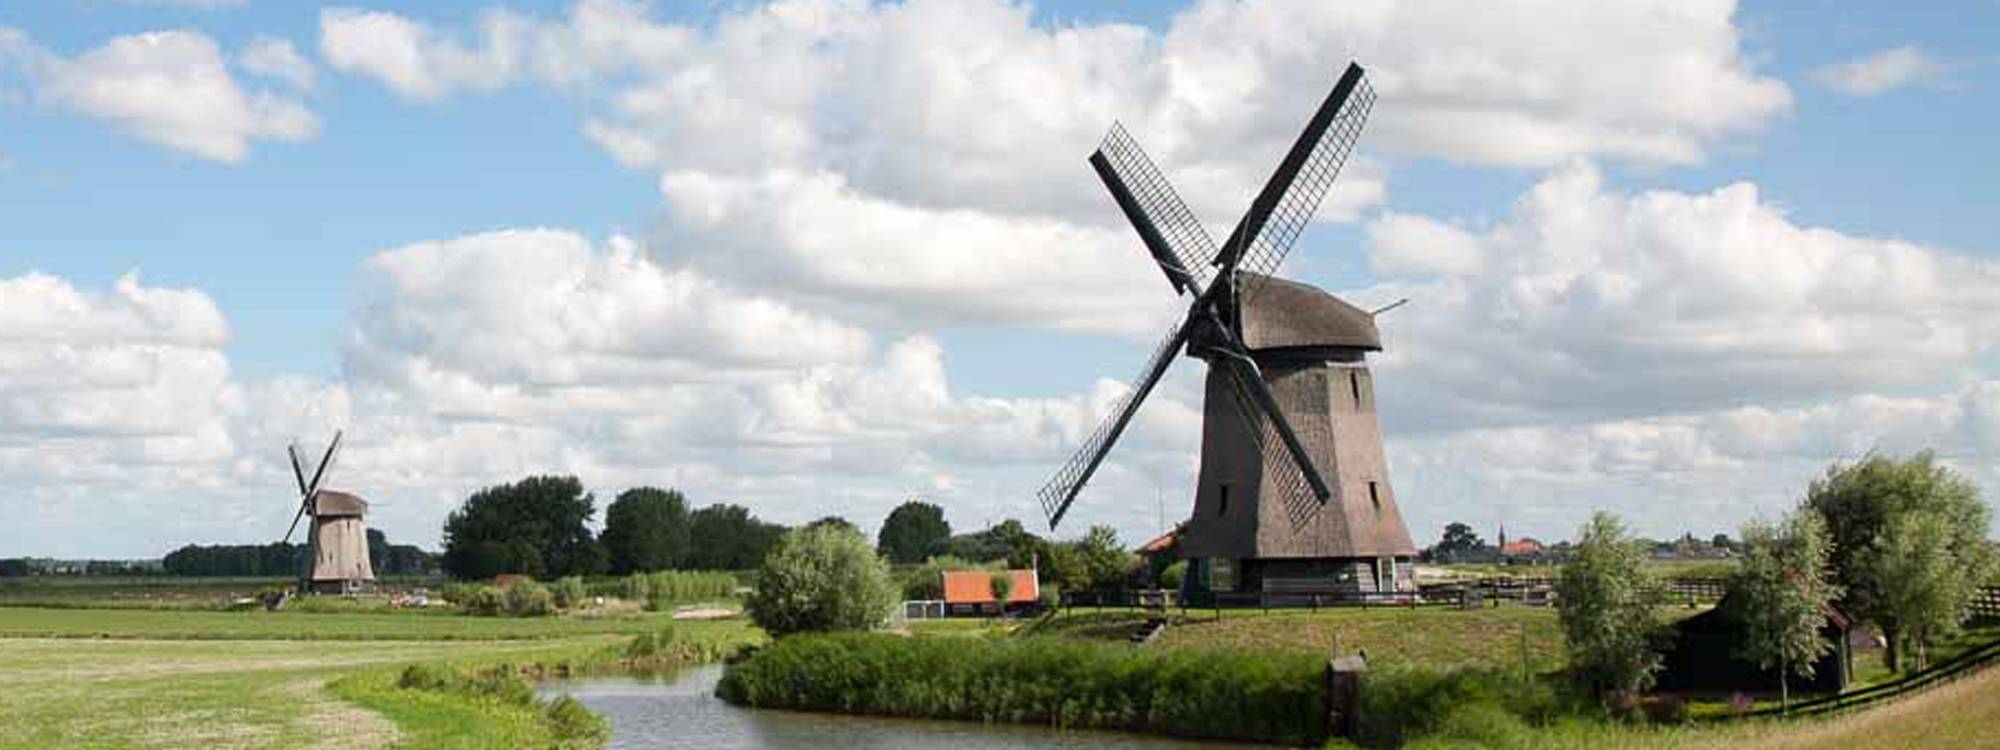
[1238,274,1383,352]
[313,490,369,517]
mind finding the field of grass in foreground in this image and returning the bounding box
[0,605,761,749]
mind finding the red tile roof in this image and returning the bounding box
[941,569,1039,604]
[1137,526,1181,555]
[1500,538,1546,556]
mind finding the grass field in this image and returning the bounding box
[0,603,759,750]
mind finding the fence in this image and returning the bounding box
[1059,581,1999,616]
[1712,636,2000,721]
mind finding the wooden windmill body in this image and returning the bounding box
[1037,62,1415,595]
[284,432,375,594]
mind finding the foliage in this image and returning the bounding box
[598,487,691,575]
[642,570,740,611]
[807,516,857,532]
[1159,560,1188,590]
[1870,508,1993,671]
[715,632,1330,745]
[161,542,306,577]
[463,585,506,616]
[550,576,588,610]
[1353,665,1570,748]
[1433,521,1485,563]
[365,528,439,575]
[394,663,606,749]
[1729,510,1839,706]
[618,572,650,602]
[877,500,953,563]
[1555,512,1664,696]
[1805,452,1995,671]
[947,519,1044,567]
[502,580,556,617]
[988,570,1014,606]
[743,524,898,637]
[441,475,608,580]
[1073,524,1137,592]
[685,504,787,570]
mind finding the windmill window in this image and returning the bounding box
[1350,371,1362,407]
[1368,481,1381,511]
[1218,484,1230,516]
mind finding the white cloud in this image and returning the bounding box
[1362,161,2000,433]
[318,6,527,101]
[109,0,247,7]
[1811,46,1948,97]
[237,36,316,91]
[0,28,317,162]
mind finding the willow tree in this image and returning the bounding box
[1731,510,1839,710]
[1556,512,1664,697]
[1806,452,1993,672]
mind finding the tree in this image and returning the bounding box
[1730,511,1839,710]
[1710,533,1733,553]
[877,500,952,564]
[807,516,857,532]
[1556,512,1664,697]
[949,519,1042,567]
[1870,509,1991,671]
[685,504,786,570]
[1805,452,1995,672]
[441,475,608,580]
[744,524,898,637]
[599,487,691,574]
[1434,522,1483,562]
[989,571,1015,613]
[1075,525,1134,592]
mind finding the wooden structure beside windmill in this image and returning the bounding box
[1037,61,1416,597]
[283,432,376,594]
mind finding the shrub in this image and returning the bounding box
[456,585,505,616]
[550,576,588,610]
[1556,512,1664,696]
[743,525,897,637]
[544,695,608,749]
[625,626,679,658]
[1353,664,1570,748]
[504,580,555,617]
[1159,560,1188,590]
[716,633,1327,745]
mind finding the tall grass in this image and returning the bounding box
[715,633,1329,745]
[1353,664,1584,748]
[393,663,607,749]
[640,571,738,610]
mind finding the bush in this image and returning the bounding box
[625,626,679,658]
[550,576,587,610]
[454,585,506,616]
[1353,665,1569,748]
[396,663,602,748]
[504,580,556,617]
[1158,560,1188,590]
[620,572,652,602]
[715,633,1328,745]
[744,525,898,637]
[543,695,608,748]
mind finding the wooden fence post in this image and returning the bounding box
[1326,653,1368,742]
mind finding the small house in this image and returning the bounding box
[941,569,1040,616]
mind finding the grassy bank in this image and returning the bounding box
[0,605,761,749]
[718,632,1331,745]
[1035,606,1570,671]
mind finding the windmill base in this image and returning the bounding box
[1187,555,1414,596]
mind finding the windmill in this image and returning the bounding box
[1037,61,1416,596]
[283,431,376,594]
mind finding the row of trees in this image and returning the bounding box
[1557,452,1994,708]
[440,476,788,580]
[160,529,434,577]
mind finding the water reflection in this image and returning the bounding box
[541,665,1263,750]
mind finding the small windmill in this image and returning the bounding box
[283,431,376,594]
[1038,62,1416,595]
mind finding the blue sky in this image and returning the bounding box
[2,0,1996,556]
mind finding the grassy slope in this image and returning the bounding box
[0,606,760,750]
[1038,606,1570,670]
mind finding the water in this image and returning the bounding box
[540,665,1262,750]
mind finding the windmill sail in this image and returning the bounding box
[1218,63,1375,294]
[1037,319,1196,528]
[1091,123,1220,295]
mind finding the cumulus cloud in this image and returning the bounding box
[1812,46,1949,97]
[0,28,317,162]
[318,7,528,101]
[1362,161,2000,432]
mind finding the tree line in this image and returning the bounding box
[438,475,1141,593]
[160,529,435,577]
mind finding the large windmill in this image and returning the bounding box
[283,431,376,594]
[1037,62,1416,596]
